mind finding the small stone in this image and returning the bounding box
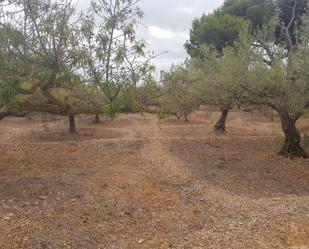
[138,239,145,244]
[38,195,47,200]
[3,216,10,221]
[3,213,14,221]
[272,198,282,201]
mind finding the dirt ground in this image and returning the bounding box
[0,110,308,249]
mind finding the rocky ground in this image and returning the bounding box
[0,110,308,249]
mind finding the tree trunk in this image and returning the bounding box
[94,114,100,124]
[68,115,77,134]
[270,110,274,122]
[0,112,11,121]
[278,111,307,158]
[214,107,229,132]
[184,113,189,122]
[173,112,181,120]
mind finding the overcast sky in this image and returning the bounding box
[78,0,225,72]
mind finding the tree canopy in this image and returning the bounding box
[185,0,276,57]
[185,14,248,56]
[219,0,274,29]
[0,0,154,131]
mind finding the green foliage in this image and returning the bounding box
[81,0,151,104]
[0,24,27,80]
[185,14,248,56]
[0,0,151,121]
[56,69,83,88]
[189,10,309,117]
[219,0,274,29]
[136,81,161,107]
[186,0,309,120]
[0,25,22,111]
[0,0,84,106]
[104,100,123,119]
[119,86,140,114]
[193,32,252,109]
[103,86,140,118]
[246,56,307,113]
[185,0,274,58]
[0,80,19,111]
[159,64,200,121]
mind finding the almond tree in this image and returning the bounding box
[79,0,154,122]
[0,0,154,132]
[0,0,109,133]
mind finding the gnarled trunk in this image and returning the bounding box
[94,114,100,124]
[278,111,307,158]
[214,107,229,132]
[68,115,77,134]
[173,112,181,120]
[0,112,11,121]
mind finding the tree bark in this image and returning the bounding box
[68,115,77,134]
[0,112,11,121]
[94,114,100,124]
[174,113,181,120]
[184,113,189,122]
[278,111,308,158]
[214,107,229,132]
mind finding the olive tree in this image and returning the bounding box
[192,43,249,132]
[243,52,308,158]
[227,24,309,158]
[188,0,309,157]
[136,79,161,110]
[159,64,200,122]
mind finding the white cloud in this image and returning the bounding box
[148,26,189,40]
[177,6,198,15]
